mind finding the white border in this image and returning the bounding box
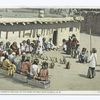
[0,90,100,94]
[0,0,100,8]
[0,0,100,96]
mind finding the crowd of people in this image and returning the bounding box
[0,34,57,56]
[62,34,80,58]
[62,34,97,79]
[0,34,57,81]
[62,34,89,63]
[0,33,98,81]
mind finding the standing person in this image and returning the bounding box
[87,48,97,79]
[37,34,43,48]
[75,44,80,59]
[66,37,72,55]
[36,34,43,55]
[71,36,79,58]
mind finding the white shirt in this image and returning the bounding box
[38,36,43,47]
[30,64,38,76]
[8,54,15,62]
[88,53,97,68]
[63,44,67,50]
[25,44,33,52]
[20,43,26,52]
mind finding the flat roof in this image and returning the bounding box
[0,16,84,24]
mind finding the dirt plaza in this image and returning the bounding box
[0,33,100,91]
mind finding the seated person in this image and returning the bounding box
[20,57,31,75]
[0,41,4,51]
[47,38,55,50]
[29,59,39,79]
[0,48,3,57]
[42,38,48,51]
[35,61,48,81]
[78,48,88,63]
[8,51,16,63]
[2,54,16,76]
[62,39,67,52]
[0,53,5,67]
[13,55,22,73]
[25,39,33,53]
[13,53,26,74]
[4,41,11,51]
[20,40,27,54]
[10,42,19,55]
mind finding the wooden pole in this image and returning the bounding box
[30,30,32,38]
[23,30,25,38]
[6,31,8,40]
[19,31,21,38]
[90,28,92,52]
[32,29,35,38]
[0,31,1,38]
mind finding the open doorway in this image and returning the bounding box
[53,30,58,46]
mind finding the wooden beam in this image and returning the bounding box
[23,22,26,25]
[3,23,6,25]
[10,23,14,25]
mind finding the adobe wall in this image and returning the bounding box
[0,21,80,46]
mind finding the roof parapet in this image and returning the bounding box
[0,16,84,24]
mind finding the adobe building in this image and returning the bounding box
[0,17,84,46]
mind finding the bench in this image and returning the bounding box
[28,79,50,89]
[13,73,28,83]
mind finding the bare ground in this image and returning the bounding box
[0,33,100,91]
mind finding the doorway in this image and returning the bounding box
[53,30,58,46]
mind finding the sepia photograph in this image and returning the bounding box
[0,6,100,94]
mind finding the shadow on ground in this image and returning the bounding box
[96,64,100,67]
[79,74,89,79]
[95,70,100,72]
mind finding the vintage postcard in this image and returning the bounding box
[0,1,100,95]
